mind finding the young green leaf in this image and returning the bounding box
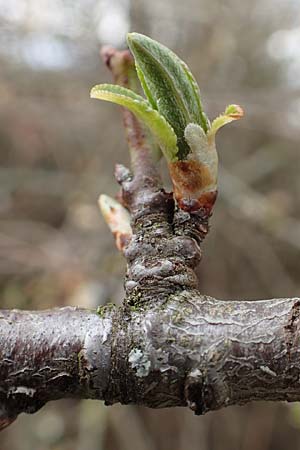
[90,83,178,161]
[208,104,244,140]
[135,63,157,109]
[127,32,208,158]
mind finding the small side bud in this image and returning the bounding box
[98,194,132,252]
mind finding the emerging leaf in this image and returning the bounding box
[127,32,208,158]
[208,104,244,140]
[135,63,157,109]
[92,35,244,215]
[91,84,178,161]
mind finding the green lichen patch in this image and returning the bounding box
[96,302,116,318]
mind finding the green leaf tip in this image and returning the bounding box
[90,83,178,161]
[208,104,244,140]
[127,32,208,159]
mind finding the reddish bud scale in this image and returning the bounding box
[114,231,132,252]
[169,160,217,214]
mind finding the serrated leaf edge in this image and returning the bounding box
[208,104,244,140]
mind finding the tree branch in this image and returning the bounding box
[1,294,300,430]
[1,37,299,432]
[0,307,112,429]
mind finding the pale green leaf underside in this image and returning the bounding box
[90,84,178,161]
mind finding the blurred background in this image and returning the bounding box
[1,0,300,448]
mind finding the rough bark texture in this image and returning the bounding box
[1,294,300,430]
[0,308,112,429]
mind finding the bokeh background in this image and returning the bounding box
[1,0,300,449]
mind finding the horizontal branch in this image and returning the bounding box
[1,293,300,429]
[0,307,112,429]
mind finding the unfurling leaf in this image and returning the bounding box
[127,32,208,158]
[208,104,244,140]
[92,34,244,214]
[91,84,178,161]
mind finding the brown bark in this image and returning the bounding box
[1,294,300,429]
